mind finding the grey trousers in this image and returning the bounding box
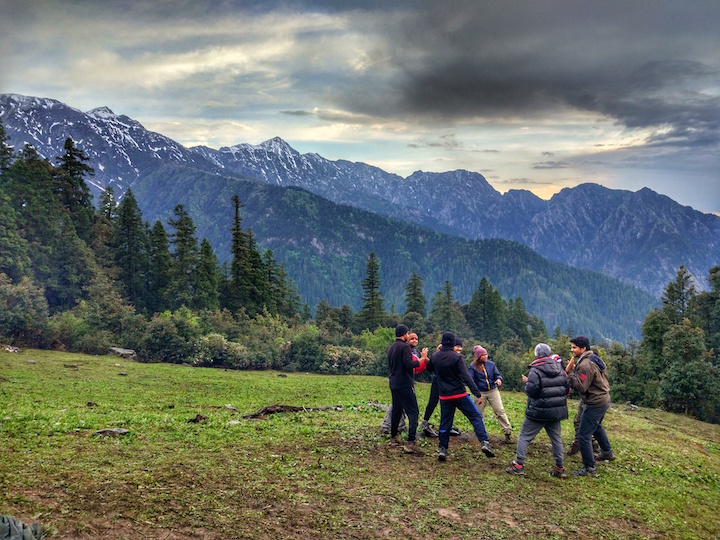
[515,417,564,468]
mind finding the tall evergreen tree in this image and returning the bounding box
[428,280,456,332]
[146,220,172,314]
[0,191,32,281]
[690,265,720,358]
[193,238,220,311]
[506,297,532,349]
[2,144,94,311]
[358,252,387,330]
[0,118,13,172]
[113,190,148,310]
[166,204,198,309]
[466,277,506,344]
[404,272,427,317]
[91,187,118,279]
[55,137,95,242]
[226,195,251,314]
[662,265,696,324]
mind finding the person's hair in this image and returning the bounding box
[395,324,409,337]
[570,335,590,350]
[407,332,418,341]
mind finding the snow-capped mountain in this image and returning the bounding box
[0,93,221,197]
[2,93,718,296]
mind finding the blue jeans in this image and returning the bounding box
[438,394,489,449]
[578,402,611,468]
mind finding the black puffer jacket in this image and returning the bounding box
[524,356,569,422]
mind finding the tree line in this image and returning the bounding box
[1,120,718,423]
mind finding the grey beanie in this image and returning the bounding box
[534,343,552,358]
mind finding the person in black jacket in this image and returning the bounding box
[426,331,495,461]
[506,343,570,478]
[387,324,425,454]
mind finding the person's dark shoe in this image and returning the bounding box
[380,426,390,435]
[573,466,598,477]
[504,432,513,444]
[388,435,401,447]
[550,465,567,478]
[421,419,438,438]
[449,426,461,436]
[506,461,525,475]
[595,450,616,462]
[481,440,495,457]
[438,446,447,461]
[403,441,424,455]
[568,441,580,455]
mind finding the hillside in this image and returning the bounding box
[2,93,718,297]
[131,165,658,342]
[1,349,719,539]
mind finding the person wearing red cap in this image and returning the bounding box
[469,345,513,443]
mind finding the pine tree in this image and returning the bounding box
[91,187,118,279]
[662,265,696,324]
[428,280,455,332]
[166,204,198,309]
[193,238,220,311]
[0,118,13,172]
[404,272,427,317]
[55,138,94,242]
[113,190,148,310]
[466,277,506,344]
[226,195,251,314]
[146,220,172,314]
[358,252,387,330]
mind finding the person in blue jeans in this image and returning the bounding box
[565,335,615,477]
[426,331,495,461]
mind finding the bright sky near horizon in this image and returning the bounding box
[1,1,719,214]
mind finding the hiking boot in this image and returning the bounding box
[380,426,390,435]
[438,446,447,461]
[506,461,525,475]
[550,465,567,478]
[595,450,616,462]
[481,440,495,458]
[567,441,580,455]
[449,426,461,436]
[572,466,598,477]
[403,441,424,455]
[421,419,438,438]
[504,432,513,444]
[388,435,401,447]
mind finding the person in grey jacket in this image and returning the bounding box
[507,343,570,478]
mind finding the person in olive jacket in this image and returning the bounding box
[506,343,570,477]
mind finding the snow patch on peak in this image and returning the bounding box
[87,106,116,119]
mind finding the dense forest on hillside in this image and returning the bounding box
[1,123,718,423]
[132,164,658,341]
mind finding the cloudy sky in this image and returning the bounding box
[2,0,719,214]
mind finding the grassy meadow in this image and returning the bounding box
[1,349,719,539]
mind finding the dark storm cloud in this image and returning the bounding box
[319,1,720,153]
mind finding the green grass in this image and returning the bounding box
[1,349,719,539]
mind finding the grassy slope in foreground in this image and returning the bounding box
[1,349,719,540]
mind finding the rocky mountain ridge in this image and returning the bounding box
[2,92,718,296]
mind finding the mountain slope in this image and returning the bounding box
[131,165,658,342]
[2,92,718,296]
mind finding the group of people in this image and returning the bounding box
[385,325,614,478]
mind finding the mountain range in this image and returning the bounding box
[3,93,719,340]
[2,93,717,299]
